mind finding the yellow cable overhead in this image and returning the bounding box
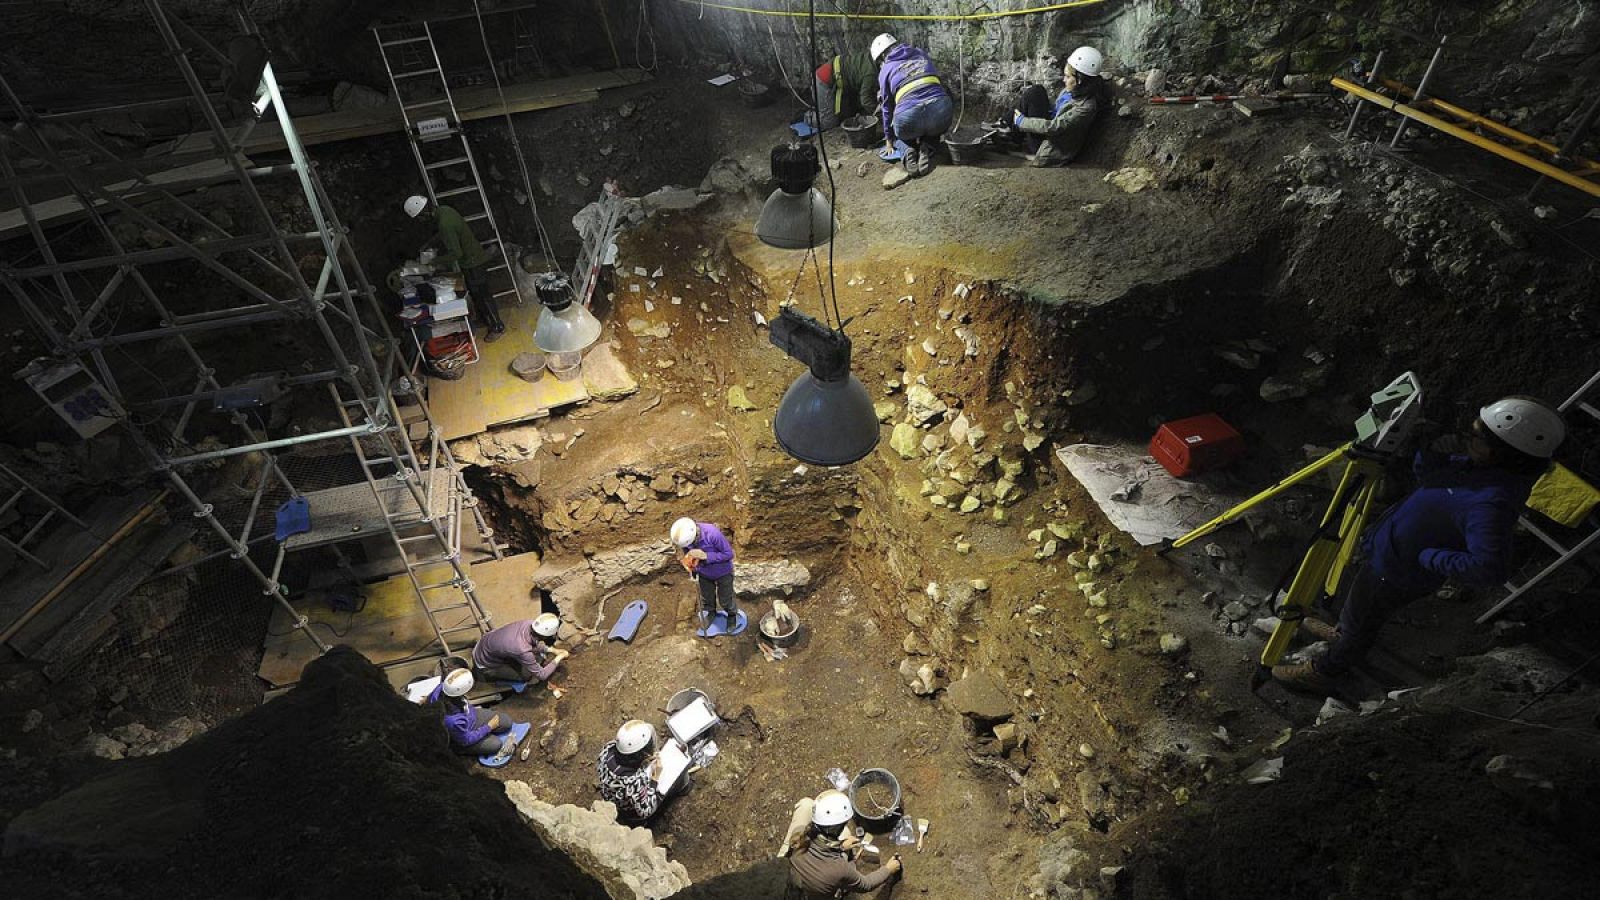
[668,0,1111,22]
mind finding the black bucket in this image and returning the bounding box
[848,768,903,823]
[943,128,988,166]
[737,80,772,108]
[841,114,881,149]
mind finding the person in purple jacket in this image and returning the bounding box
[428,668,511,756]
[472,613,568,685]
[670,516,744,637]
[871,32,954,178]
[1274,396,1566,694]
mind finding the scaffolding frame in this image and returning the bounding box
[0,0,500,672]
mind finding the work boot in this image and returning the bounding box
[1271,661,1336,695]
[902,144,919,175]
[1297,616,1339,642]
[915,140,936,176]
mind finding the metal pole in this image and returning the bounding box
[164,422,376,467]
[1342,49,1386,142]
[1392,35,1448,149]
[1528,92,1600,201]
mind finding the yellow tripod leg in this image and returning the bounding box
[1259,457,1387,672]
[1171,443,1354,550]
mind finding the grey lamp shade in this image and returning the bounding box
[533,300,602,354]
[772,370,880,466]
[756,187,837,250]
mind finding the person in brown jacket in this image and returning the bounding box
[786,790,902,897]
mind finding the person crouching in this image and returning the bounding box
[429,668,511,756]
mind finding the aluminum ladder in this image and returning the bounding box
[1478,368,1600,623]
[329,380,501,657]
[0,461,90,570]
[372,20,522,309]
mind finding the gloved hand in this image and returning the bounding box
[1012,109,1024,127]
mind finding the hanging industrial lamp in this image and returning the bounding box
[531,272,602,355]
[769,307,879,466]
[756,143,837,250]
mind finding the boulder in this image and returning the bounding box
[945,671,1012,722]
[889,423,921,459]
[505,782,691,899]
[734,560,811,597]
[905,385,947,424]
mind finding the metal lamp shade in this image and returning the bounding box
[532,300,603,354]
[772,370,880,466]
[756,187,837,250]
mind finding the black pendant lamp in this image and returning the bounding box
[769,307,879,466]
[756,143,838,250]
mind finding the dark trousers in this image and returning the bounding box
[1008,84,1052,153]
[465,264,501,330]
[1314,562,1427,677]
[457,708,511,756]
[697,573,737,617]
[475,662,528,684]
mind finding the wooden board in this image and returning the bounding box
[0,159,237,241]
[165,69,651,157]
[256,550,543,688]
[427,300,590,441]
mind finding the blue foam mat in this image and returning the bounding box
[479,721,530,768]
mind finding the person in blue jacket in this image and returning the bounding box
[671,515,742,636]
[429,667,511,755]
[1274,396,1567,694]
[871,33,954,177]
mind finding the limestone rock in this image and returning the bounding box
[505,782,692,899]
[945,671,1012,722]
[1159,634,1189,656]
[874,401,897,423]
[587,542,673,591]
[727,385,758,411]
[890,423,921,459]
[77,733,127,760]
[1104,166,1157,193]
[582,343,639,400]
[734,559,811,597]
[905,384,947,424]
[883,167,912,190]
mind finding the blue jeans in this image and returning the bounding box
[892,91,953,144]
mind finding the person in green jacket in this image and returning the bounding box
[992,46,1108,168]
[404,194,504,339]
[813,47,879,130]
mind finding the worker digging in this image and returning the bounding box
[4,3,1600,899]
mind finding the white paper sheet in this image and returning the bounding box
[405,676,441,704]
[656,740,691,794]
[707,74,737,86]
[1054,443,1242,546]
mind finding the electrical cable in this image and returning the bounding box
[634,0,659,73]
[805,0,843,332]
[468,0,558,268]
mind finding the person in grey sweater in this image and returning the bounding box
[471,614,567,684]
[994,46,1108,167]
[786,790,902,897]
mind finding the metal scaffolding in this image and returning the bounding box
[0,0,500,674]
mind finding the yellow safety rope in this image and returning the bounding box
[671,0,1111,22]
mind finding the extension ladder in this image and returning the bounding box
[329,379,502,657]
[0,462,90,570]
[1478,368,1600,623]
[372,20,523,308]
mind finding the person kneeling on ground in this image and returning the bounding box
[1274,396,1566,694]
[596,720,687,824]
[429,668,511,756]
[993,46,1108,168]
[786,790,902,898]
[872,32,954,178]
[471,613,568,685]
[814,46,879,130]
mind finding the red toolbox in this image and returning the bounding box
[1149,413,1245,477]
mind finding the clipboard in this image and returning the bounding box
[656,740,691,794]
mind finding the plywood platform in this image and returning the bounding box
[167,69,651,157]
[427,301,590,440]
[257,550,543,689]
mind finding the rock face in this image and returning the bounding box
[1,648,609,898]
[505,783,691,899]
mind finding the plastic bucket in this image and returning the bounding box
[943,128,987,166]
[547,350,584,382]
[841,114,880,149]
[737,81,772,108]
[848,768,902,822]
[759,610,800,647]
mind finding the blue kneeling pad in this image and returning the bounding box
[479,721,530,768]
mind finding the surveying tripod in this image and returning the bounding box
[1170,373,1426,689]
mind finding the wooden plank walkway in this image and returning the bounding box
[427,300,590,441]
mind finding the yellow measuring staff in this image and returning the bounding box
[669,0,1109,22]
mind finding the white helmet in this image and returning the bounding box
[870,33,898,63]
[1066,46,1104,78]
[403,194,428,218]
[441,668,474,698]
[616,719,655,755]
[532,613,560,638]
[670,517,699,549]
[1479,397,1565,458]
[812,789,853,828]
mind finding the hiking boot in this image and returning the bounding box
[902,145,920,175]
[915,142,935,176]
[1271,661,1336,695]
[1297,616,1339,642]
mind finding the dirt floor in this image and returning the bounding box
[5,64,1600,899]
